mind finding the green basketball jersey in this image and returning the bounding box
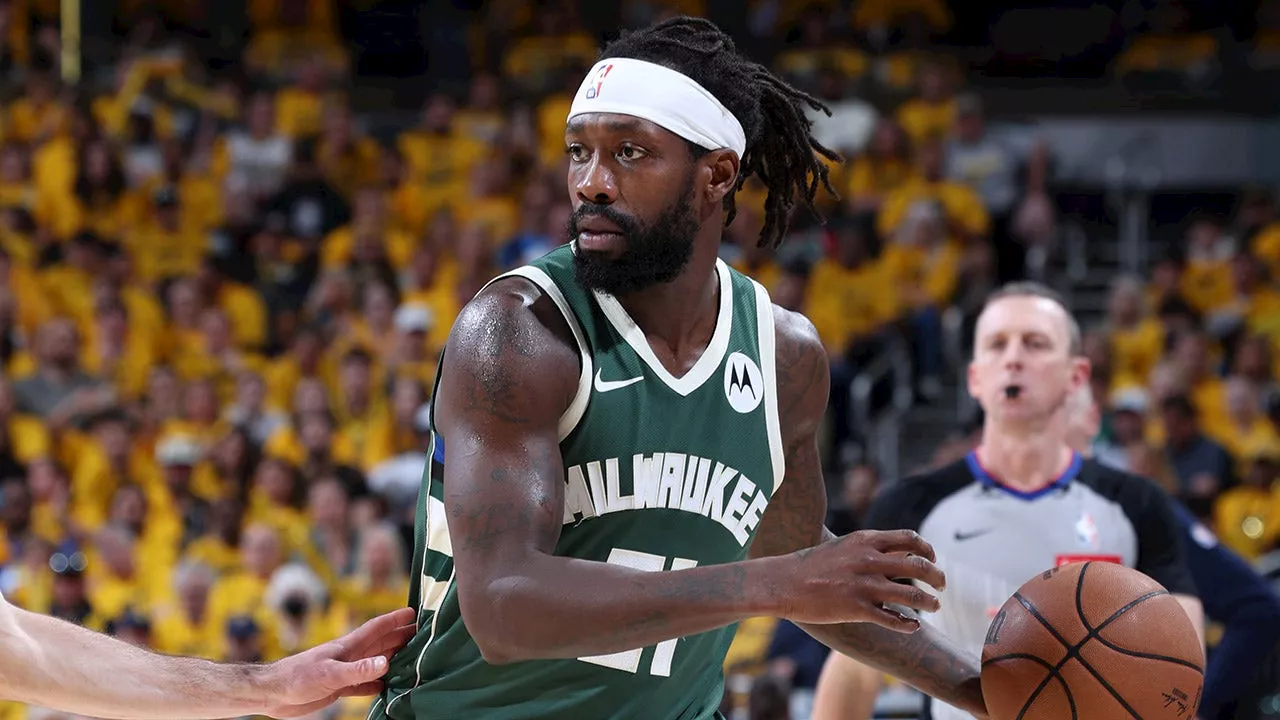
[370,244,784,720]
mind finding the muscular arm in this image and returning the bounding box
[439,280,790,664]
[0,594,412,719]
[748,307,986,717]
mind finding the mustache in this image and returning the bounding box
[568,203,641,239]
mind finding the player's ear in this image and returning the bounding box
[703,149,740,206]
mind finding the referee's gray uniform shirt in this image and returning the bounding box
[864,452,1197,720]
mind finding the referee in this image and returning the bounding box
[812,282,1204,720]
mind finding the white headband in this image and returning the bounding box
[567,58,747,158]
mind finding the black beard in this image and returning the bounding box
[569,180,698,297]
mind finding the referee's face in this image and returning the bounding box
[969,295,1087,426]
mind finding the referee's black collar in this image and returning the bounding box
[964,450,1083,500]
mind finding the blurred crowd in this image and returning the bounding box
[0,0,1273,719]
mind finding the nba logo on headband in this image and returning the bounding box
[567,58,748,158]
[584,64,614,100]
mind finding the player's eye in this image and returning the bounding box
[618,144,647,161]
[566,144,589,163]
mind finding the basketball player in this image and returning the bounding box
[810,282,1204,720]
[0,591,413,719]
[371,17,989,720]
[1066,383,1280,720]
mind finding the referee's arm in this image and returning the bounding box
[1122,475,1207,647]
[812,483,927,720]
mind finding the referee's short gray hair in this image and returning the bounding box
[980,281,1083,356]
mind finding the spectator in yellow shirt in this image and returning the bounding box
[206,523,283,657]
[331,346,385,450]
[305,476,355,584]
[86,523,156,623]
[194,257,270,353]
[876,139,990,248]
[316,103,381,201]
[48,139,130,241]
[123,188,205,286]
[845,119,915,219]
[1222,251,1280,340]
[1214,443,1280,560]
[322,187,415,272]
[1103,276,1165,391]
[1114,0,1220,78]
[1180,216,1236,317]
[725,205,780,292]
[274,57,330,140]
[396,94,486,199]
[380,306,437,398]
[8,70,66,144]
[1219,377,1280,466]
[895,59,958,147]
[879,199,960,398]
[1169,329,1230,437]
[359,376,428,473]
[85,296,155,401]
[806,222,899,466]
[454,73,507,147]
[151,560,218,659]
[340,522,409,628]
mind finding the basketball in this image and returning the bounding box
[980,561,1205,720]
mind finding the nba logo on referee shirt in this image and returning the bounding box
[584,64,614,99]
[724,352,763,414]
[1075,512,1099,550]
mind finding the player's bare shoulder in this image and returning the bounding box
[438,276,580,429]
[770,305,830,438]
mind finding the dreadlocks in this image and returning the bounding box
[598,16,841,249]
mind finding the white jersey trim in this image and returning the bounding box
[591,257,734,397]
[751,279,785,495]
[483,266,593,440]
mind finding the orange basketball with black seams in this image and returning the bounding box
[981,561,1204,720]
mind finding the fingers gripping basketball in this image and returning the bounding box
[981,562,1204,720]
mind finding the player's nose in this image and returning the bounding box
[574,154,618,205]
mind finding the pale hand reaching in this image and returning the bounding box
[255,607,417,718]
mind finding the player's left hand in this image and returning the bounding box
[258,607,417,718]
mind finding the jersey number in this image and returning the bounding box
[577,548,698,677]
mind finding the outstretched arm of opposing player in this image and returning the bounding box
[437,280,945,665]
[0,593,415,719]
[748,307,987,719]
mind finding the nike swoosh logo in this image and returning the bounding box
[594,369,643,393]
[954,529,992,542]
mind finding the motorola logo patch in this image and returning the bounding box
[724,352,763,414]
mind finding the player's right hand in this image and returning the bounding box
[780,529,945,632]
